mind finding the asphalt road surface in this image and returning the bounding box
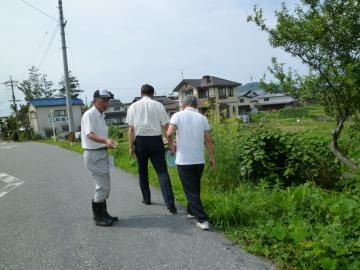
[0,141,274,270]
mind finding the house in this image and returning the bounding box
[104,99,126,125]
[28,98,83,137]
[237,90,259,114]
[131,96,179,117]
[236,82,266,114]
[173,75,241,118]
[250,93,296,110]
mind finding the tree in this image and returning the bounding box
[248,0,360,169]
[41,74,56,98]
[18,66,55,100]
[57,71,83,98]
[260,57,319,103]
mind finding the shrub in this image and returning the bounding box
[206,182,360,270]
[205,118,341,189]
[108,125,126,141]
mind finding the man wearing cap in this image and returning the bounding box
[126,84,177,214]
[81,89,118,226]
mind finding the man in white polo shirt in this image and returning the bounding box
[126,84,177,214]
[81,89,118,227]
[167,95,215,230]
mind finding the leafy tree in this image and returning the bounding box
[18,66,55,100]
[57,71,83,98]
[41,74,56,98]
[248,0,360,169]
[17,104,32,139]
[260,57,319,103]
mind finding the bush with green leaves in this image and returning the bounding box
[206,182,360,270]
[108,125,126,141]
[205,118,341,189]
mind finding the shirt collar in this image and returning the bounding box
[93,106,104,117]
[141,96,152,100]
[184,107,196,111]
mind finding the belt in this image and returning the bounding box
[85,147,108,151]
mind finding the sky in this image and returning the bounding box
[0,0,307,116]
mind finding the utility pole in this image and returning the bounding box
[58,0,75,141]
[3,76,20,140]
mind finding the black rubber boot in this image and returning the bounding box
[104,200,118,222]
[92,200,113,226]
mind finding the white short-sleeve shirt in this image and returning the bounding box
[126,96,169,136]
[169,108,211,165]
[81,106,108,149]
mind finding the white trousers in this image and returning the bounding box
[83,149,110,202]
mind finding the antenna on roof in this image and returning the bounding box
[180,69,184,80]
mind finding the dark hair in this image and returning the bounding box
[141,84,155,96]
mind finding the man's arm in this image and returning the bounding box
[166,124,177,153]
[204,131,215,168]
[128,125,135,156]
[87,132,115,148]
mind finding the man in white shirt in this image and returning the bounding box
[167,95,215,230]
[126,84,177,214]
[81,89,118,226]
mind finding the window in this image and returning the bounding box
[264,97,270,102]
[228,87,234,97]
[218,87,227,98]
[184,89,193,96]
[114,106,120,111]
[54,110,66,117]
[198,88,209,98]
[239,98,244,103]
[233,106,236,115]
[30,111,37,119]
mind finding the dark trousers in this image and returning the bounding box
[177,164,208,222]
[134,136,175,207]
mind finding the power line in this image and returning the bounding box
[21,13,58,78]
[20,0,58,21]
[38,24,59,69]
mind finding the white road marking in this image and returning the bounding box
[0,173,24,199]
[0,142,17,149]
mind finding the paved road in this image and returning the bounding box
[0,142,273,270]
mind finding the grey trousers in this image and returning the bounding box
[83,149,110,202]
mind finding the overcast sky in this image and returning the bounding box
[0,0,306,116]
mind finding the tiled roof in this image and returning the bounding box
[108,99,123,107]
[173,76,241,92]
[29,98,83,107]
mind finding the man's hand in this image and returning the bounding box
[169,142,177,153]
[209,158,216,168]
[105,139,115,149]
[129,145,135,157]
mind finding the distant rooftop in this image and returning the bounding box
[173,75,241,92]
[237,82,265,96]
[29,98,83,107]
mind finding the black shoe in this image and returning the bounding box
[92,200,113,227]
[142,200,151,205]
[167,204,177,214]
[104,200,118,222]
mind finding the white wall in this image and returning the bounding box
[32,105,82,137]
